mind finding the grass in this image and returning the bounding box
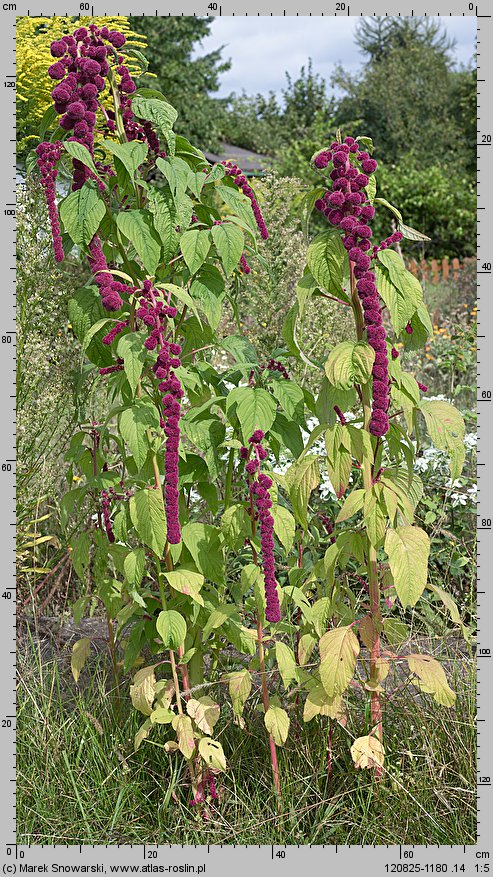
[17,635,476,846]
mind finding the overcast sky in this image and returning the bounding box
[194,17,476,99]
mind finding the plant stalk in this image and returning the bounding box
[349,263,383,777]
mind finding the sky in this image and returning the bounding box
[193,16,476,99]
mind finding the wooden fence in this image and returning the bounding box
[406,257,472,284]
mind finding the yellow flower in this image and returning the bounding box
[72,475,82,483]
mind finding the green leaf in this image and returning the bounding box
[272,505,296,553]
[147,190,178,264]
[70,531,91,581]
[64,140,100,179]
[102,140,148,178]
[377,251,422,327]
[211,222,244,276]
[156,609,187,650]
[216,184,257,235]
[374,197,402,224]
[275,642,298,689]
[269,380,304,418]
[156,156,191,200]
[124,547,146,587]
[164,569,205,606]
[116,210,162,275]
[284,455,320,530]
[132,96,177,154]
[398,222,430,242]
[264,706,290,746]
[236,388,277,441]
[198,737,227,771]
[221,504,250,550]
[71,637,91,684]
[117,333,147,394]
[325,341,375,389]
[60,181,105,247]
[129,489,166,557]
[375,265,420,335]
[119,401,160,469]
[190,265,225,331]
[325,424,352,499]
[319,626,360,698]
[420,400,466,480]
[202,603,238,639]
[385,526,430,608]
[180,228,211,275]
[221,334,257,364]
[336,488,365,523]
[407,654,456,707]
[382,618,409,646]
[306,230,348,297]
[181,522,224,584]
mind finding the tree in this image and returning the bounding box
[333,18,466,167]
[129,16,230,151]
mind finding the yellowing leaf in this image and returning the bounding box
[298,633,317,666]
[319,626,360,698]
[407,654,456,707]
[172,714,196,759]
[224,669,251,717]
[420,400,466,481]
[336,488,365,523]
[150,707,175,725]
[134,718,151,752]
[164,569,205,606]
[385,525,430,608]
[198,737,227,772]
[303,685,342,722]
[325,341,375,389]
[275,642,298,689]
[351,735,385,769]
[71,637,91,684]
[186,697,220,735]
[264,706,290,746]
[130,665,157,716]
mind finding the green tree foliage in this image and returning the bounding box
[333,18,466,167]
[128,16,230,152]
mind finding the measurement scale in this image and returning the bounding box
[1,2,490,871]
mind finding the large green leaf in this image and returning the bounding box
[190,266,225,330]
[319,626,360,698]
[181,522,224,584]
[272,505,296,553]
[119,400,160,469]
[325,341,375,389]
[102,140,148,178]
[129,488,166,557]
[284,455,320,529]
[211,222,244,276]
[307,230,348,298]
[116,210,162,275]
[63,141,100,178]
[132,96,177,154]
[156,609,187,650]
[60,181,105,247]
[236,388,277,441]
[164,569,205,606]
[407,654,455,707]
[385,525,430,608]
[420,400,466,480]
[117,333,147,394]
[375,265,419,335]
[147,190,178,265]
[377,250,422,330]
[269,380,304,419]
[180,228,211,274]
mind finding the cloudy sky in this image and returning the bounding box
[194,16,476,99]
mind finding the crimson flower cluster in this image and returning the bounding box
[99,360,124,376]
[101,490,115,543]
[102,319,129,346]
[318,513,336,544]
[265,359,290,380]
[239,253,251,274]
[48,26,128,189]
[222,162,268,240]
[242,430,281,624]
[89,236,134,312]
[35,141,64,262]
[314,137,396,437]
[136,281,183,544]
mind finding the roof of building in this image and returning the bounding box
[204,141,273,175]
